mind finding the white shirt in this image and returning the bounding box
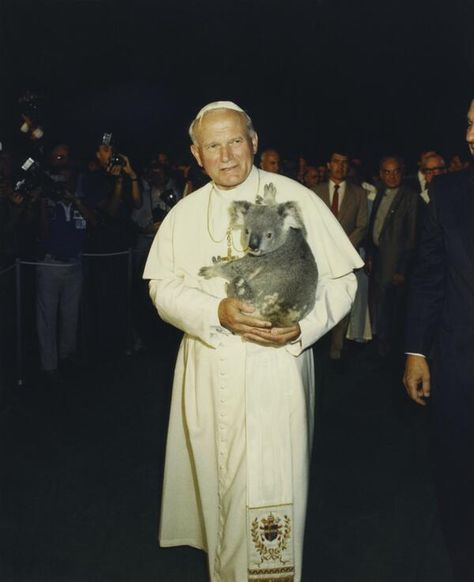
[417,170,427,192]
[420,189,430,204]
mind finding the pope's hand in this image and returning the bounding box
[218,298,300,346]
[403,354,431,406]
[243,324,301,347]
[218,298,271,336]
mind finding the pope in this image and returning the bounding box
[144,101,363,582]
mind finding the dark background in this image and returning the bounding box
[1,0,474,169]
[0,3,466,580]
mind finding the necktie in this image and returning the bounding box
[331,184,339,217]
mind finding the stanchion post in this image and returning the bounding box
[15,259,23,386]
[126,248,133,356]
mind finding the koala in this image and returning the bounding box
[199,183,318,327]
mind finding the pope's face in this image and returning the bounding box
[191,110,258,190]
[466,99,474,158]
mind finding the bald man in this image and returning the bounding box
[259,148,281,173]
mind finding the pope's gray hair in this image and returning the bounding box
[188,101,256,144]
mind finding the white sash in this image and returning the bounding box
[246,345,298,581]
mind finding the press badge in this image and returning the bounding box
[73,210,86,230]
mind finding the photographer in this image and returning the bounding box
[0,150,40,267]
[77,139,142,357]
[36,163,92,381]
[78,141,142,252]
[131,160,180,236]
[130,160,181,351]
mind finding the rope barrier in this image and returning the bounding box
[20,260,80,268]
[4,250,136,386]
[15,250,132,268]
[82,250,130,257]
[2,250,148,275]
[0,264,15,277]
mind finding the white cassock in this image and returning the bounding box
[143,166,363,582]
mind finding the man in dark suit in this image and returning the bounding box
[404,99,474,582]
[314,151,368,360]
[367,156,418,357]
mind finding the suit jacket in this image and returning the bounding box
[313,181,368,249]
[368,184,418,285]
[405,168,474,392]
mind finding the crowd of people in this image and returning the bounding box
[0,116,470,382]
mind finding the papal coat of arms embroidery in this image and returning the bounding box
[248,506,295,581]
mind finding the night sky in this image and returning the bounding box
[1,0,474,170]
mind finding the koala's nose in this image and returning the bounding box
[248,235,260,251]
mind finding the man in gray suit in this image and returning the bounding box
[314,151,368,360]
[368,155,418,357]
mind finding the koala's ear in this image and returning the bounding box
[230,200,252,226]
[278,201,307,235]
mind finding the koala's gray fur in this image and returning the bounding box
[199,183,318,327]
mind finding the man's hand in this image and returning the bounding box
[121,155,137,179]
[403,355,431,406]
[392,273,406,286]
[108,164,122,177]
[9,192,24,206]
[218,298,271,337]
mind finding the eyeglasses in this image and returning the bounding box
[423,166,446,174]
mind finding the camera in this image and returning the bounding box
[14,157,66,201]
[101,132,125,167]
[160,189,179,209]
[101,132,113,146]
[110,152,126,167]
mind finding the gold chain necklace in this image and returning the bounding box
[206,170,260,261]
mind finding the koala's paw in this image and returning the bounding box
[198,266,214,279]
[212,255,225,264]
